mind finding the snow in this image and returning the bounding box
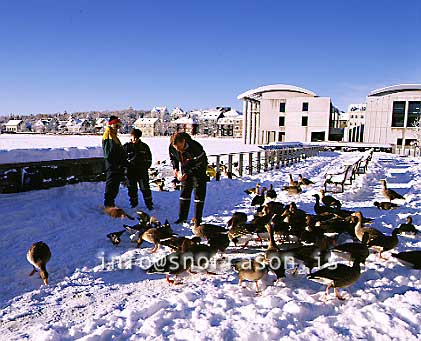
[0,134,258,164]
[0,140,420,340]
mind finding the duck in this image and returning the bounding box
[396,216,418,236]
[319,189,342,209]
[331,233,370,263]
[373,201,399,210]
[298,174,314,186]
[244,183,260,195]
[391,250,421,269]
[151,178,166,191]
[136,210,151,225]
[262,201,285,216]
[313,194,332,215]
[137,220,175,252]
[27,241,51,285]
[288,174,299,186]
[352,211,383,243]
[380,179,405,202]
[251,187,267,209]
[282,184,302,195]
[307,257,364,300]
[264,221,286,280]
[366,228,399,259]
[106,230,126,245]
[265,184,277,201]
[103,206,134,220]
[160,236,202,251]
[231,254,269,293]
[226,212,248,229]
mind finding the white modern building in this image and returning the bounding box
[237,84,342,144]
[343,103,366,142]
[364,84,421,146]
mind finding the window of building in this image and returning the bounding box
[279,102,286,112]
[391,101,405,127]
[302,116,308,126]
[279,116,285,126]
[407,101,421,127]
[397,138,403,145]
[302,102,308,111]
[278,132,285,142]
[404,138,417,146]
[311,131,325,142]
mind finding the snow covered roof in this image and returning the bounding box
[223,109,242,117]
[5,119,23,126]
[347,103,366,112]
[174,116,198,124]
[237,84,317,100]
[369,84,421,97]
[217,116,243,125]
[134,118,159,125]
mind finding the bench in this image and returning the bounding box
[324,164,354,193]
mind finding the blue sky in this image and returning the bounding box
[0,0,420,114]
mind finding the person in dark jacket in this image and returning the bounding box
[169,132,208,225]
[102,116,127,207]
[123,128,154,209]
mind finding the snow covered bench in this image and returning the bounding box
[324,164,354,193]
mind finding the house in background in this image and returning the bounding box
[343,103,366,142]
[133,117,159,136]
[217,109,243,138]
[173,116,199,135]
[364,84,421,147]
[237,84,342,144]
[5,119,24,132]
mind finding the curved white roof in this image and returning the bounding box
[369,84,421,97]
[237,84,317,100]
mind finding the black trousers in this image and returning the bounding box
[104,167,124,207]
[179,175,207,223]
[127,172,153,208]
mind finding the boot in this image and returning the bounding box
[176,199,190,223]
[193,200,205,226]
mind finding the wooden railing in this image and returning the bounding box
[0,146,321,193]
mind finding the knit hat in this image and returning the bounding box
[108,115,121,125]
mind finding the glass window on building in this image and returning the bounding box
[279,102,286,112]
[302,116,308,126]
[279,116,285,126]
[397,138,403,145]
[302,102,308,111]
[407,101,421,127]
[391,101,405,127]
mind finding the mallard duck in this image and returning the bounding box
[265,184,277,201]
[244,183,260,195]
[138,220,175,252]
[380,179,405,202]
[392,251,421,269]
[367,228,399,259]
[307,258,363,300]
[319,189,342,209]
[313,194,332,215]
[288,174,298,186]
[232,255,269,293]
[106,230,126,245]
[27,241,51,285]
[298,174,314,186]
[373,201,399,210]
[352,211,383,242]
[396,216,418,236]
[103,206,134,220]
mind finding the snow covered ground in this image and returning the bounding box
[0,147,420,340]
[0,134,259,164]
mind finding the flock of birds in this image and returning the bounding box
[26,172,419,301]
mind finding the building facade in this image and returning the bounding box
[133,118,159,137]
[343,103,366,142]
[237,84,342,144]
[4,119,24,132]
[364,84,421,146]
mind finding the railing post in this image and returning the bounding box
[248,152,253,175]
[238,153,243,176]
[228,154,233,175]
[257,151,261,173]
[216,155,221,181]
[276,150,281,169]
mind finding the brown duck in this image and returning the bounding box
[380,180,405,202]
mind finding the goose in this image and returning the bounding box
[106,230,126,245]
[307,258,364,300]
[352,211,383,243]
[262,201,285,216]
[226,212,248,229]
[373,201,399,210]
[313,194,332,215]
[264,221,286,280]
[288,174,299,186]
[27,241,51,285]
[191,220,228,240]
[137,220,175,252]
[319,189,342,209]
[103,206,134,220]
[380,179,405,202]
[331,233,370,263]
[391,250,421,269]
[244,183,260,195]
[396,216,418,236]
[265,184,277,201]
[298,174,314,186]
[232,255,268,293]
[251,187,267,208]
[282,184,302,195]
[160,236,202,251]
[136,210,151,225]
[366,229,399,259]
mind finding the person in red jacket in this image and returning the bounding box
[123,128,154,209]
